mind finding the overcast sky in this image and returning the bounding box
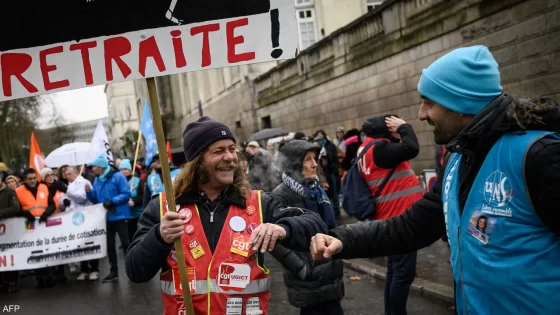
[39,85,109,128]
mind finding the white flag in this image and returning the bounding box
[89,121,114,165]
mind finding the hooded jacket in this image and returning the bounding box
[86,167,131,221]
[270,140,344,308]
[0,182,19,220]
[328,95,560,304]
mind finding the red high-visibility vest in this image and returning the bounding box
[159,190,270,315]
[16,184,49,217]
[358,137,424,220]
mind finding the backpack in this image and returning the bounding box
[342,140,396,221]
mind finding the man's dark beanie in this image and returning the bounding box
[182,116,236,162]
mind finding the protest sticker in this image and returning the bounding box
[0,204,107,271]
[0,0,298,101]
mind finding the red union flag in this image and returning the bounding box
[0,0,298,101]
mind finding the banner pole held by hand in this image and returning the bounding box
[146,77,195,315]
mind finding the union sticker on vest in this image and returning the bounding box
[188,238,205,259]
[218,263,251,290]
[172,266,196,295]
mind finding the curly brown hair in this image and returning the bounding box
[172,152,251,199]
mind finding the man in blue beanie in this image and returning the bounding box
[86,153,132,283]
[311,45,560,314]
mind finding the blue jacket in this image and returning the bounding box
[128,176,143,218]
[87,168,131,221]
[443,131,560,314]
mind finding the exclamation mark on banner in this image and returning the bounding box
[10,255,14,266]
[270,9,283,59]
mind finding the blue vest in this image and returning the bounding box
[128,176,143,218]
[148,173,164,197]
[443,131,560,314]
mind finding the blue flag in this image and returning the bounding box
[140,100,157,167]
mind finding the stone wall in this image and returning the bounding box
[253,0,560,173]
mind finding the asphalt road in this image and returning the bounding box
[2,251,454,315]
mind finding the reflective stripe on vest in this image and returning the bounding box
[160,278,270,296]
[375,185,424,203]
[22,205,47,212]
[366,169,416,187]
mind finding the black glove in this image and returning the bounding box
[19,210,35,222]
[39,212,50,223]
[103,200,115,212]
[63,199,71,207]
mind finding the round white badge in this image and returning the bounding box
[229,216,246,232]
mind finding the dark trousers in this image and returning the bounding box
[106,220,130,274]
[127,217,139,243]
[80,259,99,273]
[384,252,417,315]
[300,300,344,315]
[1,271,18,283]
[35,267,53,285]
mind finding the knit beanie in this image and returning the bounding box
[40,168,54,180]
[89,153,109,169]
[417,45,503,115]
[119,159,132,171]
[182,116,236,162]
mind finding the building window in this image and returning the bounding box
[367,0,384,12]
[296,8,317,50]
[295,0,313,8]
[261,116,271,129]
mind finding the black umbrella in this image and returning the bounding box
[248,128,289,142]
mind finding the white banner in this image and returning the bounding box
[0,0,298,101]
[0,204,107,271]
[89,121,114,166]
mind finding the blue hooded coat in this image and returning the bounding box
[87,167,131,221]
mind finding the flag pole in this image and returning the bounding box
[130,130,143,191]
[146,77,194,315]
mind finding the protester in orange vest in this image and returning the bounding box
[126,116,327,315]
[355,115,423,315]
[15,168,57,288]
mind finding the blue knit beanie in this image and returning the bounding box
[417,45,503,115]
[119,159,132,171]
[89,153,109,169]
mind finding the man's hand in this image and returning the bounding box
[128,199,135,207]
[39,212,50,223]
[159,211,188,244]
[85,185,91,193]
[310,233,343,260]
[249,223,287,253]
[103,200,115,212]
[385,116,406,133]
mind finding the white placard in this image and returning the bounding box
[0,204,107,271]
[0,0,298,101]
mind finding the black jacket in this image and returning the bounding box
[329,94,560,260]
[269,140,344,308]
[125,185,328,283]
[0,183,19,220]
[362,116,420,169]
[314,129,339,175]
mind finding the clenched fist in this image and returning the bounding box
[310,233,343,260]
[159,211,188,244]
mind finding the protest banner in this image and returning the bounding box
[0,204,107,271]
[0,0,298,101]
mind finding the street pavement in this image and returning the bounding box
[3,249,453,315]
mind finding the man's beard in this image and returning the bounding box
[197,161,238,185]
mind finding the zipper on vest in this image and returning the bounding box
[457,227,469,315]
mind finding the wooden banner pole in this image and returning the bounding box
[130,130,143,191]
[146,77,195,315]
